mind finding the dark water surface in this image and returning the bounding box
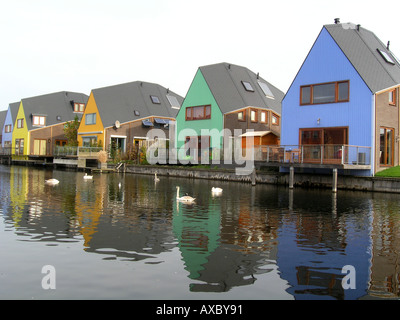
[0,165,399,300]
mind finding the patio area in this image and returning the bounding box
[253,144,371,170]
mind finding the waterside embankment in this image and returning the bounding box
[123,164,400,194]
[4,159,400,193]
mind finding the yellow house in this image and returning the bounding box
[11,91,89,159]
[12,101,29,159]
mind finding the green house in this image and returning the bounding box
[175,62,283,164]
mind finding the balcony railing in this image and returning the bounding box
[54,146,103,157]
[0,147,13,156]
[253,145,371,166]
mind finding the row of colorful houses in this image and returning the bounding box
[1,20,400,176]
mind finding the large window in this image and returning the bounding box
[300,81,349,105]
[300,127,348,163]
[34,139,47,155]
[380,127,394,166]
[85,113,96,125]
[186,105,211,121]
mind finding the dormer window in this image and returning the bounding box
[150,95,161,104]
[74,103,85,113]
[33,115,46,126]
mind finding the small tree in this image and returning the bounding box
[64,115,80,146]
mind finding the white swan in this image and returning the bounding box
[211,187,223,193]
[176,186,195,203]
[83,173,93,179]
[45,179,59,185]
[154,172,160,182]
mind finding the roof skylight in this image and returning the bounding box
[377,49,396,65]
[150,95,161,104]
[257,80,275,99]
[166,94,181,109]
[241,81,254,92]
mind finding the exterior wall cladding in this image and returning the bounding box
[281,27,374,176]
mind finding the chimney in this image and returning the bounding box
[357,24,361,31]
[387,41,390,50]
[334,18,340,24]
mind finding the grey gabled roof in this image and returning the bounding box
[21,91,89,131]
[0,110,6,130]
[198,62,283,115]
[8,102,20,125]
[91,81,183,128]
[325,22,400,93]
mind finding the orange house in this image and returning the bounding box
[77,80,183,155]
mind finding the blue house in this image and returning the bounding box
[282,20,400,176]
[1,102,20,152]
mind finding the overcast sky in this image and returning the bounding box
[1,0,399,111]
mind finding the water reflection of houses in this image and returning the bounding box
[369,196,400,299]
[82,174,176,261]
[277,190,372,300]
[5,167,82,241]
[172,182,282,293]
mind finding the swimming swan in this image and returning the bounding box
[45,179,59,185]
[83,173,93,179]
[176,186,195,203]
[211,187,223,193]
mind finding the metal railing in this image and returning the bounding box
[0,147,13,156]
[253,144,371,166]
[54,146,103,157]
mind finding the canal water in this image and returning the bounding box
[0,165,399,300]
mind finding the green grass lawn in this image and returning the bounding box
[375,166,400,177]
